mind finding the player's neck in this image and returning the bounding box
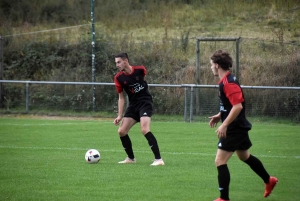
[123,65,133,75]
[218,70,230,80]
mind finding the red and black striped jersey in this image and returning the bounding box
[114,65,152,104]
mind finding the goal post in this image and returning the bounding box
[196,37,241,83]
[194,37,241,116]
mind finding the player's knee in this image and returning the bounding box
[236,151,250,161]
[141,128,150,135]
[118,128,127,136]
[215,158,226,167]
[238,155,249,161]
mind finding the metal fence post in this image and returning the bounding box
[26,82,29,113]
[190,86,194,123]
[235,37,240,82]
[184,87,187,122]
[91,0,96,111]
[0,36,3,108]
[195,39,200,115]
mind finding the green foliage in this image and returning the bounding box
[2,84,25,110]
[41,1,71,23]
[1,0,299,118]
[2,37,300,118]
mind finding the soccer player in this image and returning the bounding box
[208,50,278,201]
[113,52,165,166]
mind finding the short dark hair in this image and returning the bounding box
[114,52,129,62]
[210,50,233,70]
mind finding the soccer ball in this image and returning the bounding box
[85,149,100,164]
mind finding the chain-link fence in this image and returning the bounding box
[0,25,299,121]
[185,85,300,122]
[0,81,299,122]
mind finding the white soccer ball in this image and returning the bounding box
[85,149,101,164]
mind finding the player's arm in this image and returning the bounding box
[223,82,244,127]
[114,92,125,125]
[216,83,244,138]
[216,103,243,138]
[117,91,125,118]
[209,112,221,128]
[221,103,243,127]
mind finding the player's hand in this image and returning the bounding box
[209,114,221,128]
[114,116,122,125]
[216,124,227,138]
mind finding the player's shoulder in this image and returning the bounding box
[227,73,237,81]
[114,71,124,79]
[133,65,146,70]
[223,73,238,84]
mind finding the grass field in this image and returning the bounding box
[0,117,299,201]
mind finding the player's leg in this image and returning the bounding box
[140,116,164,166]
[237,149,270,181]
[215,149,234,201]
[137,101,164,166]
[118,117,136,137]
[140,116,161,159]
[118,117,137,163]
[140,116,151,135]
[236,149,278,197]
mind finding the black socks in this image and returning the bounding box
[145,132,161,159]
[216,154,270,200]
[243,154,270,183]
[217,164,230,200]
[120,132,161,160]
[120,134,134,159]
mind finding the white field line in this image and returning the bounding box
[0,145,299,159]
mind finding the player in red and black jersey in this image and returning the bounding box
[113,52,164,166]
[208,50,278,201]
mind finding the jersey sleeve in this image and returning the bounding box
[142,66,147,76]
[135,65,147,76]
[223,83,244,105]
[114,75,123,93]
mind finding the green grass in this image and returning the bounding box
[0,117,299,201]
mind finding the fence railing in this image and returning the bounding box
[1,80,300,122]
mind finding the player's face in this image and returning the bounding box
[210,60,218,76]
[115,57,128,72]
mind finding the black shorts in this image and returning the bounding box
[124,101,153,122]
[217,129,252,152]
